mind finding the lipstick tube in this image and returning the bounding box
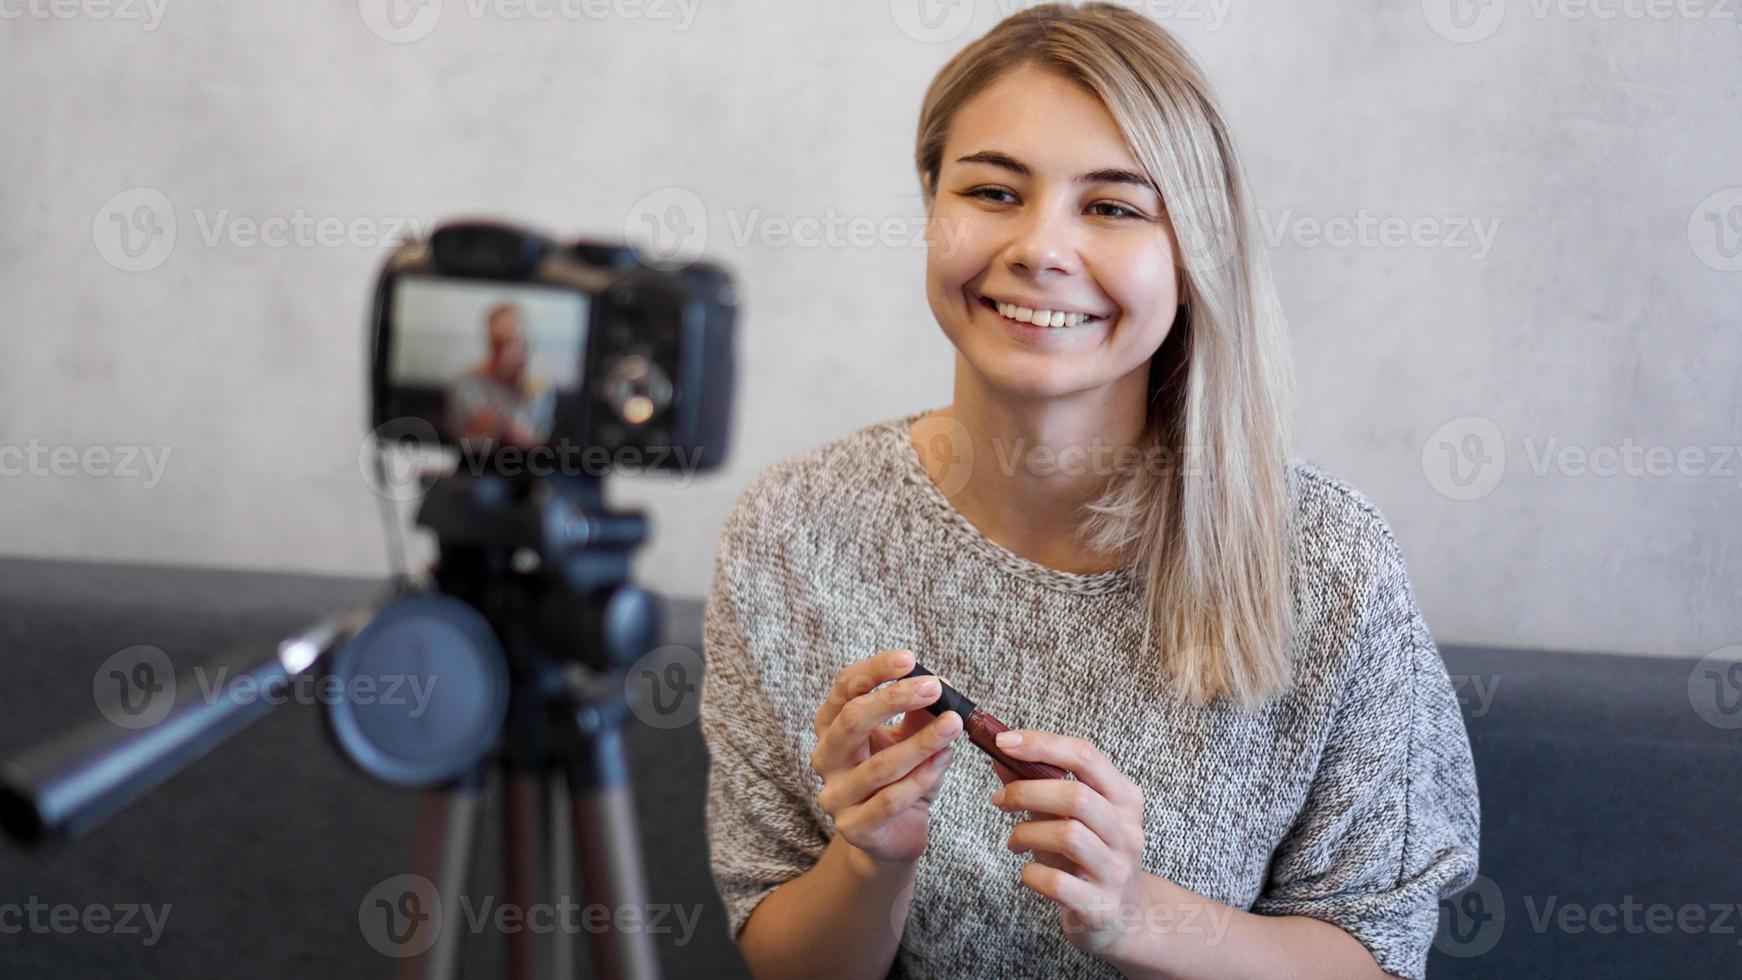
[901,663,1069,781]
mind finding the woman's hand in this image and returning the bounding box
[810,649,965,867]
[988,730,1152,959]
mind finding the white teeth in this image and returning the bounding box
[992,300,1095,329]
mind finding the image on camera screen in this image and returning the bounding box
[387,277,589,449]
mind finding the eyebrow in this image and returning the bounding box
[954,150,1157,193]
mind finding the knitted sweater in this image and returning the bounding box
[699,411,1480,979]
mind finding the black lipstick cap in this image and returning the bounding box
[900,662,976,720]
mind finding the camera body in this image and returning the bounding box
[370,221,736,472]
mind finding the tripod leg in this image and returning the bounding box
[568,725,661,980]
[503,771,582,979]
[402,771,484,980]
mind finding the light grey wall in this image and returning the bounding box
[2,2,1737,660]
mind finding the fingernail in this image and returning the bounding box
[894,650,915,668]
[920,677,940,695]
[995,731,1021,748]
[990,788,1005,805]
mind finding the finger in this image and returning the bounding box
[1017,860,1098,913]
[1031,851,1076,875]
[993,778,1132,851]
[815,673,946,775]
[1007,818,1119,885]
[889,701,934,741]
[991,730,1142,809]
[813,648,917,738]
[836,744,955,836]
[821,710,962,814]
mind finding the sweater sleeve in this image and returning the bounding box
[698,499,831,943]
[1248,536,1481,979]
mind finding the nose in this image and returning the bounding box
[1003,199,1081,279]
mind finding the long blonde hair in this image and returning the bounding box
[915,3,1297,710]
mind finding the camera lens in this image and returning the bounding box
[603,354,672,427]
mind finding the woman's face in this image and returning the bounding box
[925,65,1180,401]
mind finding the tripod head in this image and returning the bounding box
[329,468,661,792]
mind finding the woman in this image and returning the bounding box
[699,5,1479,978]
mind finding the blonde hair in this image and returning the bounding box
[915,3,1297,710]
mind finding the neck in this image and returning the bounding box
[915,354,1151,574]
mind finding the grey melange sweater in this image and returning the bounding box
[699,411,1480,979]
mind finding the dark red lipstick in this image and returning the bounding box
[901,663,1069,781]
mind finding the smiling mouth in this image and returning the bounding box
[976,294,1108,329]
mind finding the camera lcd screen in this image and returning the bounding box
[386,276,589,448]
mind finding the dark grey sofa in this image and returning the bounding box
[0,558,1735,978]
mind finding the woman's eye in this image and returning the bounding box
[1089,201,1144,220]
[964,187,1018,205]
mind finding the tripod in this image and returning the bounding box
[383,471,662,980]
[0,469,664,980]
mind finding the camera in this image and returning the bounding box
[369,220,736,471]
